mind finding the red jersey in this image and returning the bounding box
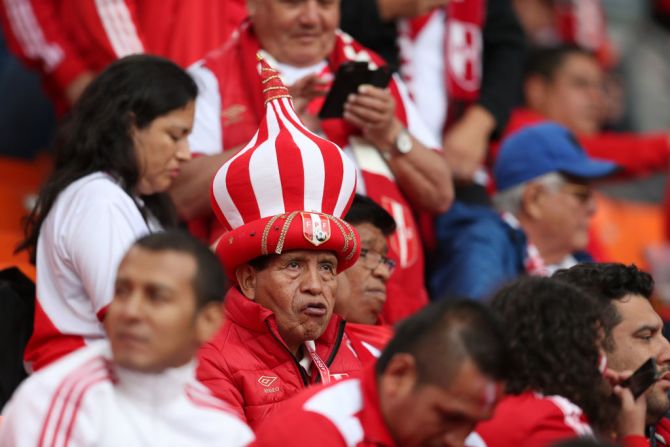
[252,366,396,447]
[0,0,246,111]
[467,391,593,447]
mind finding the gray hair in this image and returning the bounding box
[493,172,565,214]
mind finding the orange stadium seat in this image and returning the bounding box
[590,192,666,270]
[0,155,49,280]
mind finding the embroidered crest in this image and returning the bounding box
[301,212,331,246]
[221,104,246,127]
[258,376,277,387]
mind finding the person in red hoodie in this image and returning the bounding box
[196,58,369,429]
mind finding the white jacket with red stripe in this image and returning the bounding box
[0,340,254,447]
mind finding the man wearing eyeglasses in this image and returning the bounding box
[430,122,619,300]
[336,195,397,326]
[333,195,398,358]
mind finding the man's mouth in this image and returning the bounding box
[114,331,148,348]
[302,302,327,317]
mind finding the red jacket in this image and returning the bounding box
[196,287,365,429]
[0,0,246,111]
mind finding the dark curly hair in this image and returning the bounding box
[552,263,654,351]
[491,277,618,433]
[18,54,198,261]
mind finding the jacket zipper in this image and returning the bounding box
[264,320,310,386]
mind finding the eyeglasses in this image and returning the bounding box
[561,183,594,203]
[359,248,396,273]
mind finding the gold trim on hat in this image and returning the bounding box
[275,211,299,254]
[261,214,283,255]
[262,74,282,84]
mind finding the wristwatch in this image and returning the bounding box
[394,128,413,155]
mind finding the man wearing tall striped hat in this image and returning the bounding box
[196,58,373,429]
[173,0,454,324]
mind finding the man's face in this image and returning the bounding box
[382,357,502,447]
[335,222,392,325]
[248,0,339,67]
[243,250,338,352]
[528,178,596,261]
[106,247,211,373]
[607,295,670,423]
[538,53,604,135]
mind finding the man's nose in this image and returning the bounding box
[298,0,320,26]
[301,265,324,295]
[657,333,670,366]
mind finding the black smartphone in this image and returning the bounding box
[318,61,392,119]
[622,357,659,399]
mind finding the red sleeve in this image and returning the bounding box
[196,343,246,422]
[619,435,651,447]
[520,416,586,447]
[251,408,347,447]
[579,133,670,177]
[0,0,145,92]
[0,0,89,90]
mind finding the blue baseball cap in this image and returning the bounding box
[493,122,619,191]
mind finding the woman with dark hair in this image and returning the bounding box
[18,54,198,371]
[466,277,645,447]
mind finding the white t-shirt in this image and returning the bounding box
[0,341,254,446]
[34,172,160,350]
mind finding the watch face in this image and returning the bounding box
[397,130,413,154]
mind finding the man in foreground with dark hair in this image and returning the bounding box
[251,299,509,447]
[0,231,253,445]
[553,263,670,447]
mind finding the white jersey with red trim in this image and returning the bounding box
[0,340,254,446]
[27,172,161,371]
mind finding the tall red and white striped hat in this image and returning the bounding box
[211,56,360,280]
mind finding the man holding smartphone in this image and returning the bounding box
[172,0,454,324]
[554,263,670,446]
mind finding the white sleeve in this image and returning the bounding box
[64,196,148,317]
[92,0,144,57]
[188,61,223,156]
[392,73,442,150]
[0,379,49,446]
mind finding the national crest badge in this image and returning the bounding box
[301,212,331,246]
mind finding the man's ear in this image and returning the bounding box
[195,302,224,344]
[524,76,548,111]
[520,182,545,220]
[380,353,417,399]
[236,264,257,300]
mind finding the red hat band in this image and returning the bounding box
[216,211,360,280]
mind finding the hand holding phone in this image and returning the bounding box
[318,62,392,119]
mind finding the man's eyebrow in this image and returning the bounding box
[633,324,660,335]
